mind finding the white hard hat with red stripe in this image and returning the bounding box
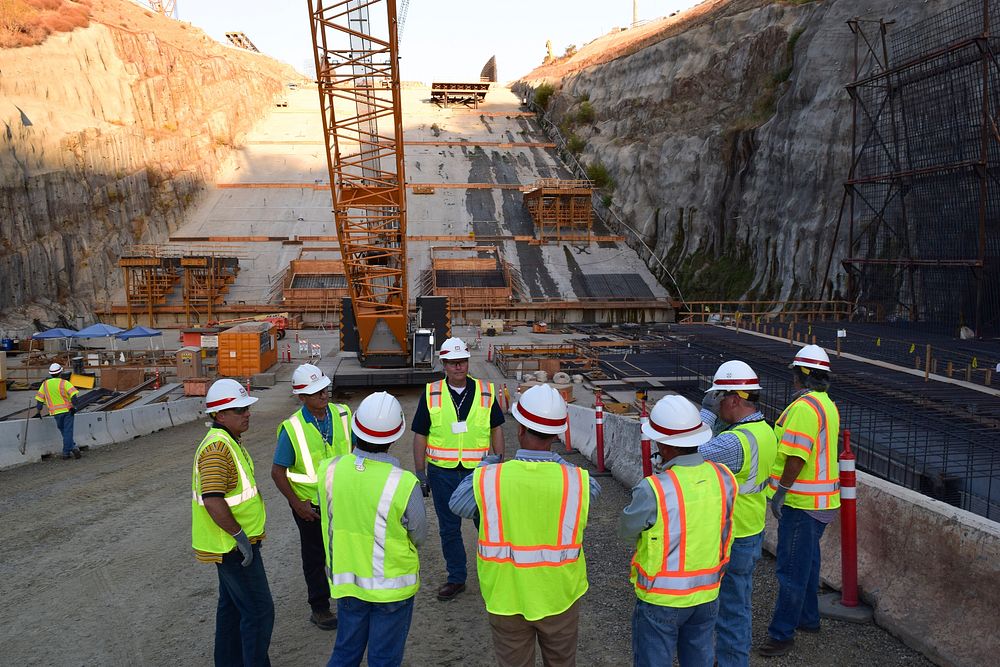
[439,337,470,360]
[511,383,567,435]
[642,395,711,448]
[790,344,832,372]
[709,360,762,392]
[352,391,405,445]
[205,378,258,413]
[292,363,331,395]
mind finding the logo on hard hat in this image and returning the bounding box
[239,387,247,397]
[310,373,318,381]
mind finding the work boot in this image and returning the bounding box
[60,454,72,460]
[758,637,795,657]
[797,624,821,634]
[309,609,337,630]
[436,582,466,601]
[71,448,82,459]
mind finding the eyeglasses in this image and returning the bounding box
[228,406,251,415]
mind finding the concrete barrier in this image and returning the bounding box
[74,412,114,448]
[131,404,174,434]
[167,398,204,428]
[569,407,1000,667]
[104,410,138,442]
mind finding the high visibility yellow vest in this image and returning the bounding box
[426,377,495,469]
[630,461,737,608]
[278,404,352,503]
[726,419,778,538]
[768,391,841,510]
[191,428,266,553]
[35,377,78,415]
[474,459,590,621]
[317,454,420,603]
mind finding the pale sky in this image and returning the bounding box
[174,1,702,83]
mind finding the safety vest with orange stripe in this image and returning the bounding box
[474,460,590,621]
[34,377,78,415]
[767,390,841,510]
[191,428,266,554]
[425,377,495,469]
[630,461,737,608]
[278,404,352,503]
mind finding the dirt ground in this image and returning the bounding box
[0,370,931,666]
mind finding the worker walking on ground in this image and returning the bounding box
[449,384,600,667]
[758,345,841,658]
[700,361,778,667]
[34,363,82,460]
[270,363,352,631]
[621,395,737,667]
[191,379,273,666]
[317,391,426,667]
[411,337,505,601]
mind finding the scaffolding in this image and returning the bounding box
[841,1,1000,336]
[119,256,180,328]
[430,82,490,108]
[523,179,594,243]
[425,245,514,317]
[181,256,239,325]
[225,32,260,52]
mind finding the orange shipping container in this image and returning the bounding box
[217,322,278,377]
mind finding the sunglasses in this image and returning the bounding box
[227,406,251,415]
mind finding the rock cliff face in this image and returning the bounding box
[518,0,956,303]
[0,0,298,329]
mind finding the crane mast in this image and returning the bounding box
[308,0,410,366]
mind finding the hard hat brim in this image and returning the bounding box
[440,350,471,360]
[511,402,567,435]
[293,374,332,395]
[709,381,762,392]
[642,420,711,448]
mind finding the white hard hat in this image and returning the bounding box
[439,337,470,360]
[292,363,331,395]
[709,360,762,392]
[49,363,63,374]
[512,383,567,435]
[205,378,258,413]
[642,395,711,448]
[791,344,831,372]
[352,391,405,445]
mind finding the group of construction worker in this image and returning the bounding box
[190,335,840,667]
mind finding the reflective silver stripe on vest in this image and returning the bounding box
[372,467,403,579]
[337,407,351,448]
[286,413,316,485]
[193,444,259,507]
[480,464,502,543]
[731,427,763,495]
[477,544,582,565]
[329,571,417,589]
[767,477,840,495]
[799,394,829,484]
[714,463,737,559]
[660,473,684,572]
[559,467,584,545]
[634,569,725,593]
[323,455,343,583]
[781,431,813,449]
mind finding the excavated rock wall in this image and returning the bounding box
[518,0,956,303]
[0,4,296,328]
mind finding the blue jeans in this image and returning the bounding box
[54,412,76,455]
[716,531,763,667]
[632,598,718,667]
[328,596,414,667]
[215,543,274,667]
[767,508,827,642]
[427,463,478,584]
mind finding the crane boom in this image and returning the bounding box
[308,0,410,365]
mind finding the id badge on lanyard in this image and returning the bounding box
[451,421,468,434]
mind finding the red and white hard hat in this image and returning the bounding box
[642,395,711,448]
[791,344,832,372]
[512,383,567,435]
[292,363,331,395]
[439,337,470,361]
[205,378,258,413]
[48,363,63,375]
[352,391,405,445]
[709,360,762,392]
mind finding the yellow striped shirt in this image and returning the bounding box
[195,440,265,563]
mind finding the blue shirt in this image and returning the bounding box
[274,405,348,468]
[449,449,602,519]
[698,409,767,475]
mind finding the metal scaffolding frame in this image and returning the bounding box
[522,179,594,243]
[841,1,1000,336]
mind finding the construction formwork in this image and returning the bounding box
[522,179,594,243]
[280,257,348,318]
[119,256,180,328]
[841,1,1000,336]
[180,256,239,326]
[430,82,490,108]
[426,245,514,317]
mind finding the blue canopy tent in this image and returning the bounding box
[31,328,78,340]
[116,326,162,340]
[73,323,125,364]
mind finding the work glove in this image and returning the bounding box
[232,529,254,567]
[701,390,723,416]
[770,484,790,521]
[415,470,430,498]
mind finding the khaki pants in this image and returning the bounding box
[488,599,581,667]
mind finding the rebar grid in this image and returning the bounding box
[890,0,1000,65]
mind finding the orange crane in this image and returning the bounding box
[308,0,410,367]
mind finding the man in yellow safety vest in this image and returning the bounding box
[759,344,840,657]
[271,363,352,631]
[191,378,273,666]
[450,383,600,666]
[317,391,426,666]
[34,363,81,459]
[620,395,737,667]
[411,336,505,601]
[699,360,778,667]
